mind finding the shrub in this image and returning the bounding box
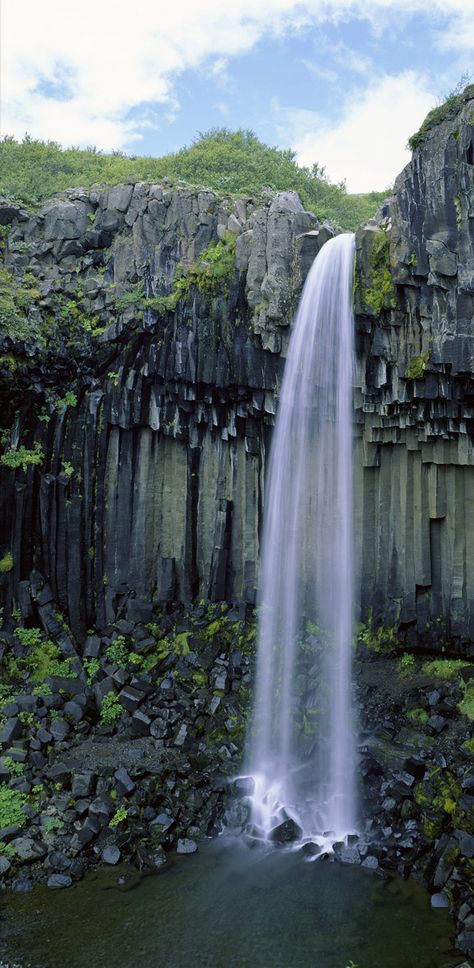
[100,692,122,726]
[0,784,27,829]
[399,652,415,676]
[0,441,44,473]
[109,807,128,827]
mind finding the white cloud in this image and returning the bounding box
[0,0,473,151]
[292,72,435,192]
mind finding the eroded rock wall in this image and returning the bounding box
[354,88,474,649]
[0,89,473,649]
[0,186,330,635]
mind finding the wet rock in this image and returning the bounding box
[0,718,21,746]
[455,830,474,859]
[0,855,11,875]
[118,686,146,712]
[50,718,70,742]
[431,892,449,908]
[47,873,73,889]
[427,715,447,735]
[72,771,96,798]
[457,932,474,958]
[300,842,322,857]
[232,776,255,797]
[11,837,47,862]
[268,818,303,844]
[177,838,197,854]
[12,876,33,893]
[47,850,71,871]
[335,844,361,865]
[132,710,151,735]
[114,768,135,796]
[102,845,121,865]
[361,855,379,870]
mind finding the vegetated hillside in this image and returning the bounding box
[0,129,388,231]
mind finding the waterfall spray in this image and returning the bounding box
[246,232,356,845]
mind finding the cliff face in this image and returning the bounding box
[0,184,330,636]
[354,87,474,649]
[0,89,473,649]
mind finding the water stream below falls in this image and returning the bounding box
[247,233,357,844]
[0,841,459,968]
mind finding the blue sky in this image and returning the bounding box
[2,1,474,191]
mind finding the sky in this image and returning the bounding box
[1,1,474,192]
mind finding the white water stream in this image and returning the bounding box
[246,232,357,845]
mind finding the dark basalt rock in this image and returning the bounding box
[268,818,303,844]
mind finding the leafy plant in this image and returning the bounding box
[0,441,44,473]
[109,806,128,827]
[83,657,100,683]
[0,784,26,829]
[2,756,24,777]
[44,816,65,834]
[100,692,122,726]
[399,652,415,676]
[14,627,42,647]
[406,351,430,380]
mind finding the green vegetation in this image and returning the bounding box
[14,627,42,647]
[0,784,27,829]
[405,351,430,380]
[399,652,415,676]
[364,230,396,316]
[408,80,474,151]
[2,756,24,777]
[0,551,14,573]
[109,807,128,827]
[99,692,123,727]
[406,707,429,726]
[0,130,389,231]
[459,683,474,721]
[421,658,469,679]
[83,657,100,684]
[0,441,44,473]
[0,267,42,343]
[43,816,65,834]
[356,617,397,654]
[3,631,73,684]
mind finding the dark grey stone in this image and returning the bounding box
[47,873,73,889]
[102,845,121,865]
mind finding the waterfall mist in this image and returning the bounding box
[246,232,357,844]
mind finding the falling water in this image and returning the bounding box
[246,232,356,845]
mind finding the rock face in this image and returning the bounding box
[354,87,474,649]
[0,88,473,648]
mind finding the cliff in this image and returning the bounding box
[0,88,473,650]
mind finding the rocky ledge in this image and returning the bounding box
[1,594,473,959]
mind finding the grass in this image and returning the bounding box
[408,81,474,151]
[0,129,389,232]
[421,658,470,679]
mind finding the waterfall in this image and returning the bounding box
[246,232,356,845]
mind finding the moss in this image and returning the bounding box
[459,683,474,721]
[422,658,470,679]
[407,707,429,726]
[0,551,14,573]
[408,83,474,151]
[405,351,430,380]
[355,230,396,317]
[356,617,397,654]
